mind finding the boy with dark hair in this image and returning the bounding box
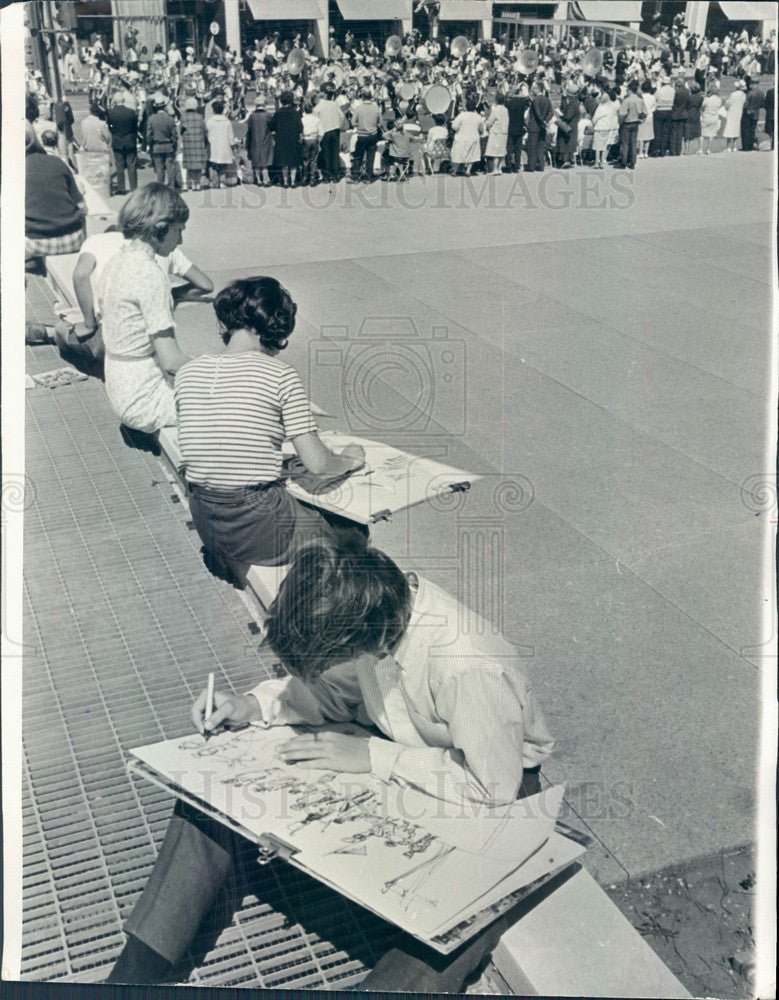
[108,535,552,990]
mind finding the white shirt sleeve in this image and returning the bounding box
[247,660,364,728]
[370,668,536,805]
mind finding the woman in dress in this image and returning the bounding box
[484,92,508,174]
[700,85,723,154]
[591,90,619,168]
[723,78,746,152]
[423,114,450,174]
[269,89,303,187]
[684,81,704,154]
[450,93,484,176]
[245,93,274,186]
[99,183,190,434]
[178,97,208,190]
[638,79,656,158]
[174,277,367,568]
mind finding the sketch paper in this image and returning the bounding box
[129,724,573,942]
[282,432,479,524]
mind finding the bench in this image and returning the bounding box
[493,865,691,998]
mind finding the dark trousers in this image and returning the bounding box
[741,113,758,151]
[652,110,671,155]
[151,150,176,186]
[668,118,685,155]
[525,130,546,171]
[351,131,379,178]
[123,768,542,989]
[505,131,524,171]
[113,148,137,191]
[319,129,341,181]
[619,122,639,168]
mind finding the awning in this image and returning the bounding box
[245,0,324,20]
[572,1,643,22]
[438,1,493,21]
[718,1,776,20]
[335,0,412,19]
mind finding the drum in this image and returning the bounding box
[423,83,451,114]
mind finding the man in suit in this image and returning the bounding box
[146,93,178,187]
[741,79,765,151]
[764,85,774,150]
[524,81,553,172]
[504,83,530,172]
[105,92,139,194]
[668,75,690,156]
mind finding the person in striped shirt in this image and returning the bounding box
[174,277,365,569]
[108,535,553,990]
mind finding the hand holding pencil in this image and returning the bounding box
[191,679,263,737]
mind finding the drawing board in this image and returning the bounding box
[128,724,584,950]
[281,432,480,525]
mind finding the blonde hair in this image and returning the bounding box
[118,182,189,242]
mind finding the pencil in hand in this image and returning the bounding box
[204,671,215,741]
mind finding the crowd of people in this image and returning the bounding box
[25,17,774,195]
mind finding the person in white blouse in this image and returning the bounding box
[107,535,553,990]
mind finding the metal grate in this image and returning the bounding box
[21,343,398,987]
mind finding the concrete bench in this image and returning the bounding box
[492,865,691,998]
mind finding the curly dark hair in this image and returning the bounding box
[214,277,297,351]
[264,535,412,681]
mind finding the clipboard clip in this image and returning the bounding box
[449,481,471,493]
[370,509,393,523]
[256,833,298,865]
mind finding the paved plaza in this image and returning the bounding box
[21,144,774,991]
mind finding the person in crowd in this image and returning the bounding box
[349,87,382,182]
[99,183,190,434]
[106,532,553,991]
[245,94,274,186]
[505,82,529,173]
[178,97,208,191]
[450,93,484,177]
[105,91,139,196]
[637,79,655,158]
[652,74,675,156]
[683,81,704,154]
[700,84,723,154]
[269,89,303,187]
[617,78,645,169]
[741,78,765,152]
[79,102,112,155]
[205,99,237,188]
[423,114,450,174]
[555,78,580,169]
[172,277,366,568]
[25,122,86,269]
[764,85,775,150]
[591,89,618,169]
[525,81,553,172]
[723,78,746,152]
[315,83,346,183]
[300,99,321,186]
[668,75,690,156]
[484,91,508,174]
[146,93,178,186]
